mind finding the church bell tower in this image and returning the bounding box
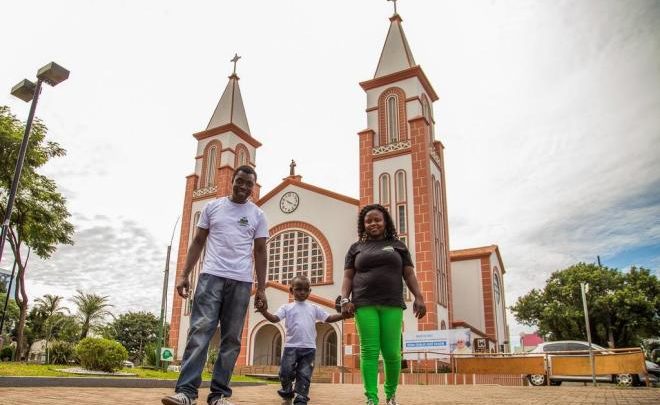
[168,55,263,357]
[358,8,452,332]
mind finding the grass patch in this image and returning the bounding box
[0,363,71,377]
[0,362,265,382]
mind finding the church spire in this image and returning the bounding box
[373,7,416,78]
[206,53,252,135]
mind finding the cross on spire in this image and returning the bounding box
[230,53,241,75]
[388,0,398,15]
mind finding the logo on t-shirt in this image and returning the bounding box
[238,217,249,226]
[382,246,395,252]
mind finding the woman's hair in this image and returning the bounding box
[357,204,399,241]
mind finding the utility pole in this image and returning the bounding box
[581,282,597,386]
[157,217,179,369]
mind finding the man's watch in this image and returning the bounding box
[340,297,351,305]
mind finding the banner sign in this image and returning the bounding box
[403,328,473,360]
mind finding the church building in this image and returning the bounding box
[169,8,510,369]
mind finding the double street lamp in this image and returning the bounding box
[0,62,69,343]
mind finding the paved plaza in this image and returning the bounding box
[0,384,658,404]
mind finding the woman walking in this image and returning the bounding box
[341,204,426,405]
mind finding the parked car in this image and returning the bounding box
[526,340,657,387]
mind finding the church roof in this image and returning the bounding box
[450,245,506,274]
[257,176,359,207]
[206,73,252,135]
[374,14,416,78]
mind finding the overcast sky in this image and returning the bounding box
[1,0,658,346]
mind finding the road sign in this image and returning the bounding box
[160,347,174,362]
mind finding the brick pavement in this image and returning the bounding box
[0,384,658,404]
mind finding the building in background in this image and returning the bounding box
[0,266,17,297]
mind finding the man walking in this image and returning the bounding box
[162,165,269,405]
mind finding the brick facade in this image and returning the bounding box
[358,129,375,206]
[169,174,197,352]
[409,116,438,330]
[481,256,496,339]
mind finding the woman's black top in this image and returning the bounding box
[344,238,413,309]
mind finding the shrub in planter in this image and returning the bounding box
[143,342,158,367]
[49,340,75,365]
[75,337,128,372]
[1,346,13,361]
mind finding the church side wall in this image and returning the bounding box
[491,252,508,348]
[450,259,486,332]
[260,185,357,297]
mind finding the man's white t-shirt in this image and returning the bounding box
[275,301,330,349]
[197,196,269,283]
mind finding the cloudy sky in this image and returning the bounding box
[1,0,658,346]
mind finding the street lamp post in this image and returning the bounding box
[0,62,69,346]
[0,62,69,267]
[581,282,597,386]
[157,217,179,369]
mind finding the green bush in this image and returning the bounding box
[143,342,158,367]
[0,346,14,361]
[49,340,75,365]
[206,348,218,372]
[75,337,128,372]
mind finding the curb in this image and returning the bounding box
[0,376,266,388]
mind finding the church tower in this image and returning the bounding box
[358,11,452,332]
[169,56,263,356]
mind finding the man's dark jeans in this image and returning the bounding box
[278,347,316,404]
[175,274,251,403]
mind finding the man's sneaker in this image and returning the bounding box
[386,397,400,405]
[161,392,196,405]
[210,396,235,405]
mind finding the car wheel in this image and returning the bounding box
[614,373,634,386]
[528,374,546,386]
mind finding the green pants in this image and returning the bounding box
[355,306,403,404]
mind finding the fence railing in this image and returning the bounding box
[325,347,649,386]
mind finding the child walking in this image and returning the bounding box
[256,275,346,404]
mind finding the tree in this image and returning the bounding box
[0,292,20,337]
[71,290,113,339]
[34,294,69,319]
[102,311,159,363]
[45,313,80,343]
[511,263,660,347]
[0,105,74,359]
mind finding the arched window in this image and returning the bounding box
[378,87,407,146]
[386,96,399,143]
[421,94,434,143]
[267,230,326,285]
[193,211,201,229]
[395,170,406,202]
[205,146,217,186]
[441,320,447,330]
[433,175,448,306]
[493,272,501,305]
[235,144,249,167]
[394,170,408,246]
[379,173,391,209]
